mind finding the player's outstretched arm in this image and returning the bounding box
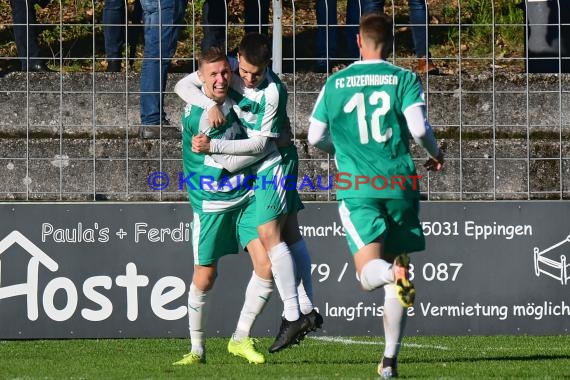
[210,135,271,155]
[211,145,274,173]
[191,128,269,172]
[308,120,335,155]
[193,133,272,156]
[175,72,213,108]
[404,105,444,171]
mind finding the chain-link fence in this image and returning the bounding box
[0,0,568,201]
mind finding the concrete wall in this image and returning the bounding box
[1,72,569,201]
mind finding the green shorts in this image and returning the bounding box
[236,197,258,248]
[192,198,258,265]
[254,162,288,225]
[192,211,239,266]
[338,197,425,255]
[279,144,305,215]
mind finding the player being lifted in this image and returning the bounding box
[308,12,444,379]
[175,33,322,352]
[173,47,275,365]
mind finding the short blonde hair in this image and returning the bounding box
[199,46,228,67]
[359,12,393,51]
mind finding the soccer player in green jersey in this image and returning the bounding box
[308,13,444,379]
[175,34,322,352]
[173,47,274,366]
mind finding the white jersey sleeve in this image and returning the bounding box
[174,72,217,110]
[404,105,440,159]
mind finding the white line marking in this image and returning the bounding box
[310,336,449,350]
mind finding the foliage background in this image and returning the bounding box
[0,0,525,73]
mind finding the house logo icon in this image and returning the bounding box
[0,230,59,320]
[533,235,570,285]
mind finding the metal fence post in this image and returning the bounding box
[272,0,283,74]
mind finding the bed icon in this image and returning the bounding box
[533,235,570,285]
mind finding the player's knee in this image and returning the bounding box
[194,278,215,291]
[253,259,272,280]
[256,229,271,247]
[192,267,217,291]
[359,265,378,292]
[359,259,393,291]
[257,224,281,248]
[360,271,376,291]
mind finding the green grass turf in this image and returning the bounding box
[1,335,569,379]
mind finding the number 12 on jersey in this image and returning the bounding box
[343,91,392,145]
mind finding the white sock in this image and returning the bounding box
[360,259,394,291]
[188,282,208,356]
[290,239,314,314]
[268,242,300,321]
[233,272,273,341]
[383,284,407,359]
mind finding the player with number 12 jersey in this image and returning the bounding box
[310,60,425,200]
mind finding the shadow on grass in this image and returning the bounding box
[407,353,570,364]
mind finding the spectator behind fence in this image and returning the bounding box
[316,0,437,74]
[201,0,270,52]
[138,0,187,139]
[103,0,143,72]
[8,0,54,72]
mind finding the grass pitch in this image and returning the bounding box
[1,335,569,379]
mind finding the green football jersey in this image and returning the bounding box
[310,60,425,199]
[225,69,286,173]
[228,69,288,139]
[181,100,252,213]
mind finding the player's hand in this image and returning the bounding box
[207,105,225,128]
[424,150,444,172]
[192,133,211,153]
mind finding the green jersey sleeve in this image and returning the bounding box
[400,71,425,113]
